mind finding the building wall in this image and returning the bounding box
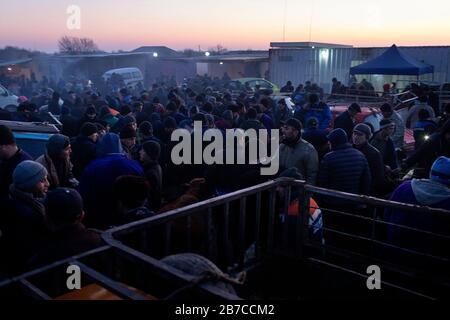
[269,46,450,93]
[269,48,354,93]
[197,61,269,79]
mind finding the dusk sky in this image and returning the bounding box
[1,0,449,52]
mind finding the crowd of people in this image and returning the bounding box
[0,74,449,279]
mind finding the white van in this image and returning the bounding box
[102,67,144,90]
[0,84,19,112]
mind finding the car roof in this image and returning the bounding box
[233,78,268,83]
[13,132,53,141]
[103,67,142,75]
[0,120,60,134]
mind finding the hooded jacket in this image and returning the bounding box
[78,133,144,229]
[385,179,450,257]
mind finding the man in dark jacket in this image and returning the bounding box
[78,133,144,229]
[240,107,265,131]
[385,156,450,260]
[36,134,77,189]
[279,118,319,185]
[352,123,386,196]
[140,141,163,211]
[71,122,98,179]
[77,106,98,133]
[60,106,79,138]
[333,103,361,140]
[370,119,398,170]
[402,119,450,177]
[28,188,104,269]
[318,128,371,197]
[1,161,50,275]
[113,176,155,225]
[303,117,330,162]
[0,125,32,198]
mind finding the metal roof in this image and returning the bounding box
[0,58,32,67]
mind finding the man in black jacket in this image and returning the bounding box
[1,161,50,275]
[352,123,387,197]
[28,188,103,269]
[318,128,371,198]
[333,103,361,140]
[0,125,32,198]
[70,122,99,179]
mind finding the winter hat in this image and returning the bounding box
[86,106,97,115]
[164,116,177,129]
[327,128,348,148]
[353,123,372,139]
[47,134,70,157]
[139,121,153,136]
[279,167,304,180]
[96,133,123,155]
[45,188,83,225]
[80,122,98,137]
[430,156,450,186]
[349,103,361,113]
[0,125,15,145]
[120,125,137,139]
[142,141,161,161]
[379,119,395,130]
[13,160,48,191]
[122,115,136,126]
[380,103,392,113]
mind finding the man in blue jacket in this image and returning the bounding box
[294,93,332,131]
[318,128,371,198]
[78,133,144,229]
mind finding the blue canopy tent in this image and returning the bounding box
[350,45,434,76]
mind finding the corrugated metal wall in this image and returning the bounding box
[269,48,355,93]
[270,46,450,93]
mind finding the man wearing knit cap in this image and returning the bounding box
[279,118,319,184]
[120,124,137,159]
[370,119,398,170]
[352,123,386,196]
[385,156,450,257]
[0,125,32,197]
[36,134,77,189]
[28,188,103,268]
[1,161,50,274]
[70,122,99,179]
[380,103,405,150]
[318,128,371,199]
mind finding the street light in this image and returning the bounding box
[153,52,158,57]
[205,51,210,57]
[219,62,224,65]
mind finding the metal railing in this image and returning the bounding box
[1,178,449,299]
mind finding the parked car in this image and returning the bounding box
[102,67,144,90]
[229,78,280,94]
[0,120,59,159]
[0,83,19,112]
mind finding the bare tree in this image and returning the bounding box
[207,44,228,55]
[58,36,99,54]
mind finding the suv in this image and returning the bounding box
[0,120,59,159]
[0,84,19,112]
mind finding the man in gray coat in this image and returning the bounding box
[279,118,319,185]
